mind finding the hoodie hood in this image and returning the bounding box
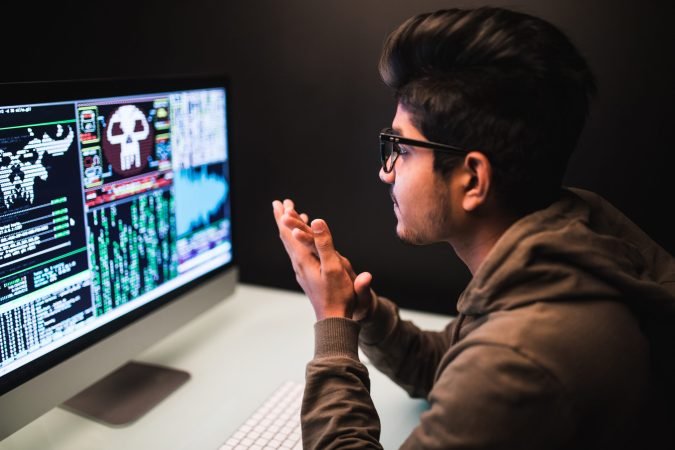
[458,187,675,317]
[457,187,675,407]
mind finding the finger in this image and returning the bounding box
[311,219,341,269]
[353,272,375,322]
[283,198,294,209]
[354,272,373,300]
[282,199,311,227]
[283,214,316,257]
[283,199,297,216]
[281,214,312,234]
[274,201,295,243]
[272,200,284,221]
[292,227,318,252]
[274,201,315,262]
[275,201,309,243]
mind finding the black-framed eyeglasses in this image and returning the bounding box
[379,127,468,173]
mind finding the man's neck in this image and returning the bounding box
[451,214,519,275]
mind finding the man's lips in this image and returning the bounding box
[389,189,398,207]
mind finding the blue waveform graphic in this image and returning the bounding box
[174,167,228,237]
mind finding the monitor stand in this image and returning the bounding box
[60,361,190,426]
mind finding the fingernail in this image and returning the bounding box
[311,220,325,233]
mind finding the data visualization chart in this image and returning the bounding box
[170,89,231,272]
[174,164,230,270]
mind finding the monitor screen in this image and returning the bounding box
[0,76,234,414]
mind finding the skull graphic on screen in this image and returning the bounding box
[106,105,149,171]
[0,124,74,209]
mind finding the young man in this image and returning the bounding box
[272,7,675,449]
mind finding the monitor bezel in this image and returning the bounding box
[0,74,236,396]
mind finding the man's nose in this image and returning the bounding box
[379,166,394,184]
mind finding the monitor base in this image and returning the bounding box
[61,361,190,427]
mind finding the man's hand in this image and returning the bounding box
[273,199,374,321]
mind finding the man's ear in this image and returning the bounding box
[461,152,492,212]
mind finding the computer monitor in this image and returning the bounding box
[0,75,237,438]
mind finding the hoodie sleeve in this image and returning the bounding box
[301,296,454,449]
[358,295,456,398]
[302,318,574,449]
[302,318,382,449]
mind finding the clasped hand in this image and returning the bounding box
[272,199,373,322]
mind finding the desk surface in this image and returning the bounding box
[1,283,453,450]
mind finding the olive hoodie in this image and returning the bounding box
[301,188,675,449]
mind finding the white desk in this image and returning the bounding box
[1,284,452,450]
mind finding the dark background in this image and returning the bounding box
[4,0,673,315]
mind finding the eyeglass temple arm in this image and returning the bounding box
[379,132,468,154]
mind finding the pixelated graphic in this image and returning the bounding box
[103,104,154,175]
[0,124,74,209]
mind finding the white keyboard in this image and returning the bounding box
[219,381,304,450]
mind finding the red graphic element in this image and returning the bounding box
[102,104,154,176]
[85,173,173,207]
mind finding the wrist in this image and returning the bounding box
[316,306,353,321]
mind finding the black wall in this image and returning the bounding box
[4,0,673,315]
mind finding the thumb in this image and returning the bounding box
[311,219,338,265]
[353,272,375,322]
[354,272,372,300]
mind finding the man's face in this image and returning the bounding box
[379,104,455,245]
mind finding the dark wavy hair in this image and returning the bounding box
[379,7,596,214]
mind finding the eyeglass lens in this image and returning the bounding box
[381,141,398,172]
